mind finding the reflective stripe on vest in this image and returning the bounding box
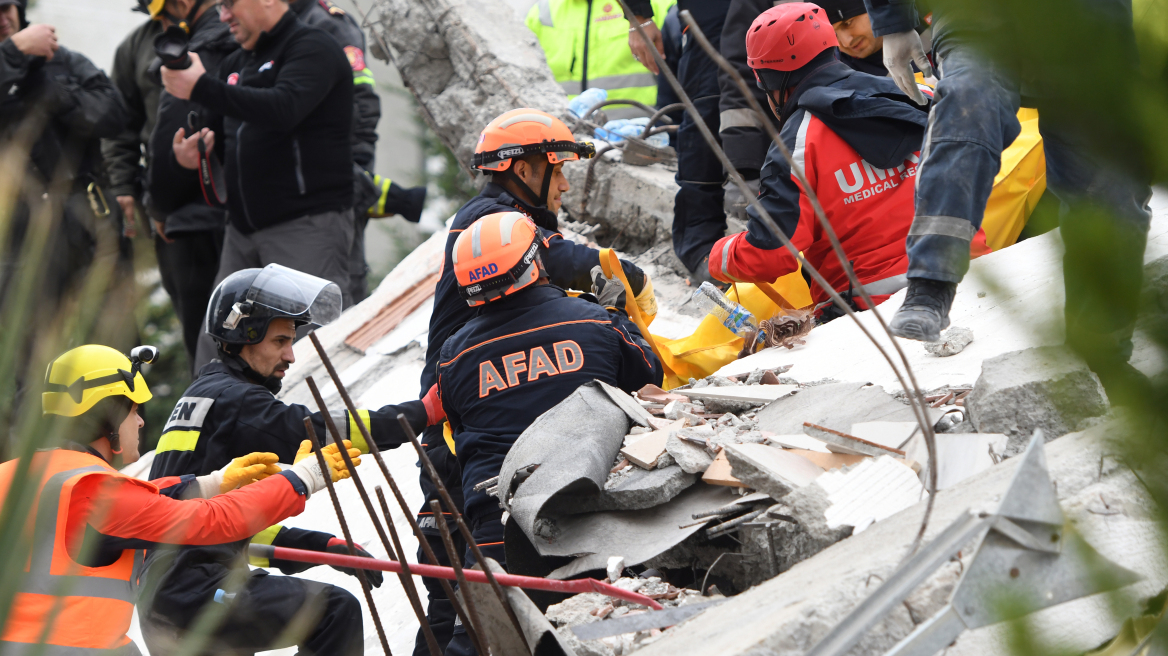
[527,0,674,108]
[0,452,138,653]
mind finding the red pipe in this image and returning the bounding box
[252,544,665,610]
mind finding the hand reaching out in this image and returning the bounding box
[173,126,214,170]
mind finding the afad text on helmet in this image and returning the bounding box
[467,263,500,282]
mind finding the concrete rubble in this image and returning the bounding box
[367,0,682,261]
[966,345,1111,455]
[247,7,1168,644]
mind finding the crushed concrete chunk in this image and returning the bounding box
[849,421,921,450]
[665,433,714,474]
[755,382,941,435]
[924,326,975,357]
[724,443,824,499]
[586,465,697,511]
[966,346,1110,455]
[767,483,854,572]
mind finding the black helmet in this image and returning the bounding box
[1,0,28,29]
[204,264,342,347]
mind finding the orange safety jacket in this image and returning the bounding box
[0,447,309,654]
[0,449,141,653]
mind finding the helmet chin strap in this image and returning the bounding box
[504,158,555,209]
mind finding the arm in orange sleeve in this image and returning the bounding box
[69,470,308,550]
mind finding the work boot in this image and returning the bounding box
[688,256,729,291]
[889,278,957,342]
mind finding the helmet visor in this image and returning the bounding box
[248,264,343,328]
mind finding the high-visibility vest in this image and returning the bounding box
[526,0,676,115]
[0,449,143,654]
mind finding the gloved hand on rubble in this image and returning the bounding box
[325,537,384,587]
[591,265,627,311]
[882,30,933,105]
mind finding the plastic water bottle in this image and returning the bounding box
[595,117,671,147]
[568,88,607,119]
[691,282,756,336]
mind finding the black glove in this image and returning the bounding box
[620,260,645,297]
[326,537,384,588]
[590,265,627,311]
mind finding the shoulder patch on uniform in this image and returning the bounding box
[164,396,215,431]
[344,45,366,72]
[320,0,345,15]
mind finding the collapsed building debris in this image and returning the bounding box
[966,345,1111,455]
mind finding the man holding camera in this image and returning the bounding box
[161,0,356,368]
[106,0,234,374]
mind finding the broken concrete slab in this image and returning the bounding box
[723,443,823,500]
[924,326,975,357]
[966,345,1110,455]
[581,465,697,512]
[546,484,736,580]
[675,385,798,405]
[817,455,924,533]
[755,382,941,436]
[632,419,1167,656]
[849,421,920,450]
[665,433,714,475]
[765,433,831,453]
[903,432,1008,490]
[766,483,854,574]
[786,449,868,471]
[620,421,682,469]
[803,423,906,458]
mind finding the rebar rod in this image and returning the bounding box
[430,500,489,651]
[306,376,442,656]
[303,417,392,656]
[306,332,483,652]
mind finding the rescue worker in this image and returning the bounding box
[867,0,1153,401]
[107,0,234,373]
[1,344,363,654]
[414,108,655,655]
[138,264,446,655]
[624,0,731,284]
[160,0,358,370]
[526,0,675,117]
[438,211,663,656]
[819,0,890,75]
[0,0,135,350]
[707,4,932,318]
[290,0,427,304]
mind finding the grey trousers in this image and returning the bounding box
[193,209,355,369]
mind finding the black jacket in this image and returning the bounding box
[439,284,662,516]
[145,9,237,233]
[717,0,778,175]
[419,183,629,397]
[141,356,427,622]
[103,18,163,200]
[191,10,354,233]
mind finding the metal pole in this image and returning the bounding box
[620,0,939,552]
[303,417,392,656]
[305,377,443,656]
[396,413,529,646]
[307,332,485,653]
[429,500,489,651]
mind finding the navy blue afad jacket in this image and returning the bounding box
[420,183,614,398]
[437,284,663,515]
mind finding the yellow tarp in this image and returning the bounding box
[983,107,1047,251]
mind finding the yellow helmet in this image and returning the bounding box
[42,345,154,418]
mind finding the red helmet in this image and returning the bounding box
[747,3,838,91]
[452,212,548,307]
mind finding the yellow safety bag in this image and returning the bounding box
[982,107,1046,251]
[600,248,813,390]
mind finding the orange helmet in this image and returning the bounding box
[453,212,549,306]
[472,109,595,208]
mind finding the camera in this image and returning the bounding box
[154,25,191,70]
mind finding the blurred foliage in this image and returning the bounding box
[416,97,478,213]
[135,265,191,454]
